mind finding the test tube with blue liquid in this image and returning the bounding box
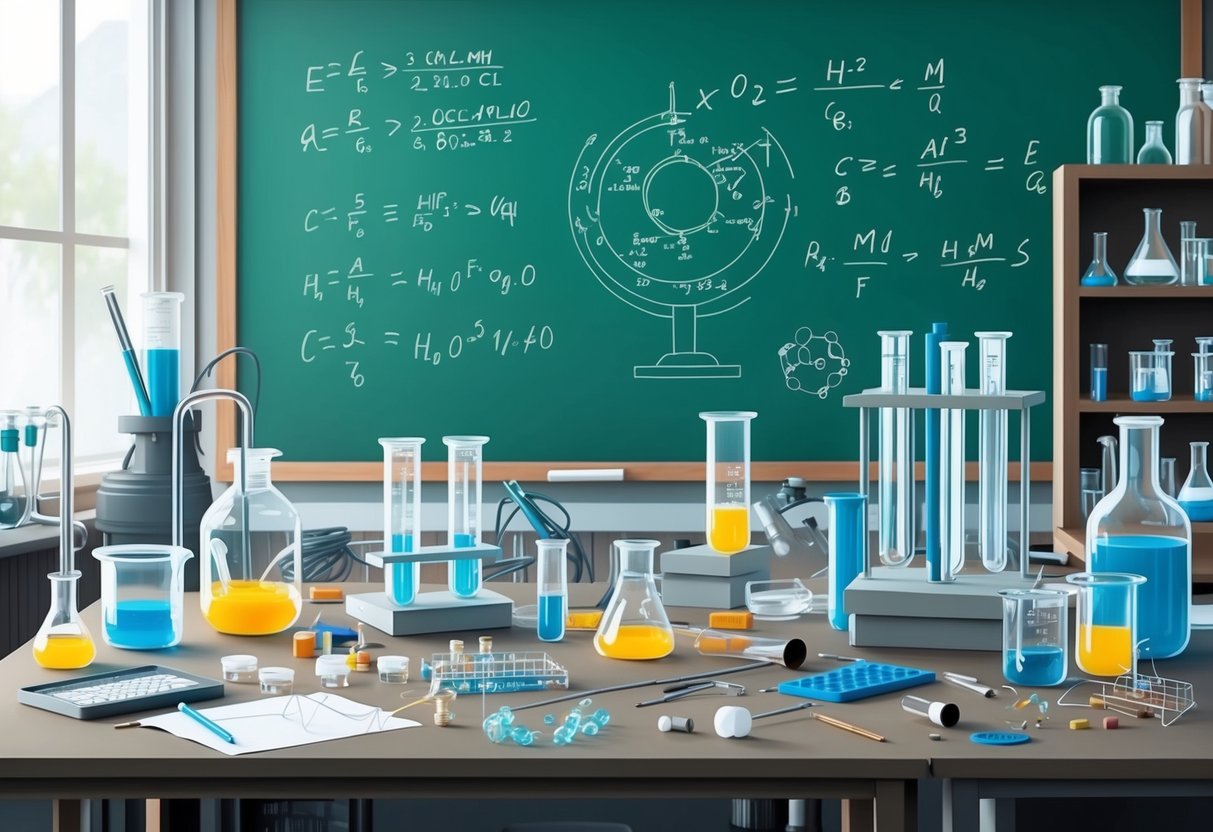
[823,492,867,631]
[536,538,569,641]
[380,437,424,606]
[1090,344,1108,402]
[142,292,184,417]
[444,435,488,598]
[1195,337,1213,402]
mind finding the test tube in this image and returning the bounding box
[444,435,489,598]
[141,292,184,417]
[925,323,949,583]
[691,628,808,669]
[1179,221,1199,286]
[876,331,914,568]
[536,538,569,642]
[1089,344,1108,402]
[824,492,867,631]
[975,332,1011,573]
[939,341,969,581]
[1160,457,1178,498]
[380,437,425,606]
[700,412,757,555]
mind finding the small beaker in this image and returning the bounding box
[259,667,294,695]
[1181,237,1208,287]
[1089,344,1108,402]
[93,544,193,649]
[700,411,757,555]
[594,539,674,660]
[377,655,409,684]
[220,654,258,683]
[824,492,867,632]
[1195,352,1213,401]
[536,538,569,642]
[1066,572,1145,677]
[1129,351,1172,401]
[999,588,1069,687]
[1080,468,1102,521]
[316,654,351,688]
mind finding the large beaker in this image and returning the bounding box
[1086,416,1190,658]
[380,437,425,606]
[594,540,674,660]
[1124,209,1179,285]
[1178,441,1213,521]
[999,588,1068,687]
[93,544,192,649]
[976,331,1012,572]
[199,448,303,635]
[444,435,489,598]
[939,341,969,580]
[1066,572,1144,677]
[1086,85,1133,164]
[0,411,27,530]
[700,411,757,555]
[824,492,867,632]
[876,331,914,567]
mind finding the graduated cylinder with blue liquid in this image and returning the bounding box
[444,435,489,598]
[824,492,867,632]
[142,292,184,417]
[1087,415,1191,658]
[536,538,569,641]
[380,437,425,606]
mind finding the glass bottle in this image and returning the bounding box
[1136,120,1173,164]
[1124,209,1179,285]
[1178,441,1213,521]
[199,448,303,635]
[0,411,27,530]
[444,435,489,598]
[380,437,425,606]
[1080,232,1117,287]
[593,539,674,660]
[1175,78,1213,165]
[1086,85,1133,164]
[1086,416,1191,658]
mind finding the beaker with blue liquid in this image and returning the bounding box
[93,544,193,649]
[380,437,425,606]
[999,588,1068,687]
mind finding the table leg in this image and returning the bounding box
[874,780,915,832]
[52,799,82,832]
[842,799,873,832]
[944,780,981,832]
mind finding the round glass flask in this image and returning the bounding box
[593,540,674,660]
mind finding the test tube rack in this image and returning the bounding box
[420,650,570,695]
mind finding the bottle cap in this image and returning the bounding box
[221,654,257,672]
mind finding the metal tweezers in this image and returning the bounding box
[635,680,745,707]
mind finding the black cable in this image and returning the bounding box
[185,347,263,456]
[492,487,591,585]
[278,526,361,583]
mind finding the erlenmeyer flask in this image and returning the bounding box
[1080,232,1117,287]
[593,540,674,660]
[1178,441,1213,521]
[33,571,96,669]
[1124,209,1179,285]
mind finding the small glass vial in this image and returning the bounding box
[220,654,258,683]
[259,666,295,695]
[315,654,351,688]
[1137,120,1173,164]
[1080,232,1117,287]
[377,655,409,684]
[1160,457,1178,498]
[1089,343,1108,402]
[1086,85,1133,164]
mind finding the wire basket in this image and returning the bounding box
[1100,672,1195,727]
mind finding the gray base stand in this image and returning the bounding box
[346,589,514,636]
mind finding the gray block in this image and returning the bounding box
[346,589,513,636]
[660,570,769,609]
[660,543,772,577]
[844,566,1044,621]
[848,613,1001,652]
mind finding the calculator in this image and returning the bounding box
[18,665,224,720]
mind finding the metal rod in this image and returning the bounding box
[1020,407,1030,580]
[43,406,72,574]
[512,661,772,713]
[858,406,871,579]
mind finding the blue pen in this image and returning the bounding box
[178,701,235,744]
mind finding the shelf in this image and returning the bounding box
[1059,164,1213,181]
[1078,396,1213,414]
[1078,285,1213,298]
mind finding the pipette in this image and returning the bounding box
[101,286,152,416]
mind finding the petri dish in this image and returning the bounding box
[745,578,813,621]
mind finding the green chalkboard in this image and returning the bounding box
[233,0,1180,470]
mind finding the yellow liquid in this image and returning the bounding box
[205,580,301,635]
[1077,624,1133,676]
[709,505,750,554]
[594,624,675,660]
[33,634,96,670]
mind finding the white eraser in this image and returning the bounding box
[658,715,672,733]
[546,468,625,482]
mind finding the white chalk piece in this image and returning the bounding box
[546,468,625,482]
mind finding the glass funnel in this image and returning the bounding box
[1178,441,1213,521]
[93,544,192,649]
[1175,78,1213,165]
[875,331,914,567]
[444,435,489,598]
[593,540,674,660]
[380,437,425,606]
[1086,85,1133,164]
[1137,120,1173,164]
[1080,233,1117,287]
[199,448,303,635]
[0,411,27,530]
[700,411,756,555]
[1086,416,1190,658]
[1124,209,1179,285]
[975,331,1011,572]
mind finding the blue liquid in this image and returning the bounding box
[826,493,866,631]
[105,599,178,649]
[1197,389,1213,402]
[1081,274,1117,287]
[122,349,152,416]
[0,494,26,529]
[537,593,566,641]
[146,348,180,417]
[386,533,416,606]
[450,532,480,598]
[1090,367,1107,402]
[1130,389,1170,402]
[1179,500,1213,521]
[1091,535,1190,658]
[1003,645,1065,687]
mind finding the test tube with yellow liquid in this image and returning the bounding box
[700,412,757,555]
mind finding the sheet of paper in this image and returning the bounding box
[138,692,420,756]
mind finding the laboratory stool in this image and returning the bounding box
[501,824,633,832]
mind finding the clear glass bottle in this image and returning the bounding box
[199,448,303,635]
[1086,85,1134,164]
[1086,416,1191,658]
[380,437,425,606]
[1203,81,1213,109]
[593,539,674,660]
[1124,209,1179,285]
[875,332,914,567]
[1175,78,1213,165]
[0,411,27,530]
[1178,441,1213,521]
[1136,120,1173,164]
[444,435,489,598]
[1080,232,1117,287]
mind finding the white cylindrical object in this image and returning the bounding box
[901,694,960,728]
[220,654,258,683]
[315,654,350,688]
[259,666,295,695]
[939,342,969,581]
[657,715,695,733]
[714,705,753,738]
[377,655,409,684]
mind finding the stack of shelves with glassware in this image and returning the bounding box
[1052,165,1213,578]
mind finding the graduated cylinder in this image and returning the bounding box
[700,412,757,555]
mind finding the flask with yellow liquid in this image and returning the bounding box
[700,411,757,555]
[594,540,675,660]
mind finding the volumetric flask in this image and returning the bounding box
[975,332,1012,572]
[536,538,569,642]
[999,588,1068,687]
[93,545,192,650]
[1124,209,1179,285]
[142,292,184,417]
[594,540,674,660]
[824,492,866,632]
[1067,572,1144,677]
[876,331,914,567]
[0,411,27,530]
[692,629,807,669]
[1178,442,1213,522]
[444,435,489,598]
[381,437,424,606]
[700,411,757,555]
[939,341,969,580]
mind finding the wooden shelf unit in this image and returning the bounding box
[1052,165,1213,578]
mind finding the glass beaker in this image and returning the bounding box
[380,437,425,606]
[93,544,192,649]
[593,539,674,660]
[1181,237,1208,287]
[1129,350,1173,402]
[1137,120,1173,164]
[1066,572,1145,677]
[1080,233,1117,287]
[142,291,184,417]
[1178,442,1213,521]
[976,331,1011,572]
[824,492,867,632]
[199,448,303,635]
[999,588,1068,687]
[536,538,569,642]
[939,341,969,580]
[1175,77,1213,165]
[875,331,914,567]
[700,411,757,555]
[1087,416,1191,658]
[1080,468,1102,521]
[444,435,489,598]
[1089,343,1108,402]
[1086,85,1133,164]
[33,571,97,669]
[1124,209,1179,285]
[0,411,27,530]
[1195,352,1213,402]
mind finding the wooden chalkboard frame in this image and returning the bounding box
[215,0,1199,482]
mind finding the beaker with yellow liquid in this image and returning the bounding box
[594,540,675,660]
[700,411,757,555]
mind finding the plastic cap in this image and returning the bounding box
[221,654,257,672]
[377,655,408,673]
[315,654,349,676]
[929,701,961,728]
[259,666,294,683]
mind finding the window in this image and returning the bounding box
[0,0,157,467]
